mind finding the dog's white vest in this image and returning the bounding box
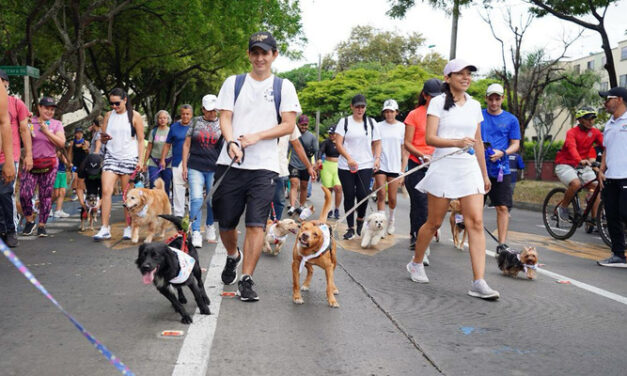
[299,224,331,273]
[169,247,196,284]
[268,223,288,244]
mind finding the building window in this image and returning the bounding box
[587,60,594,70]
[573,64,580,73]
[622,47,627,60]
[600,82,609,91]
[620,75,627,88]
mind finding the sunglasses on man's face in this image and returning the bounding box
[109,101,121,107]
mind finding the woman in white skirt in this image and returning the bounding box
[406,59,500,300]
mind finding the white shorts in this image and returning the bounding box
[416,156,485,199]
[555,164,596,186]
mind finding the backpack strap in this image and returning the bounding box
[343,117,349,144]
[273,76,283,125]
[234,74,247,105]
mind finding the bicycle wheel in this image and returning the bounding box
[542,187,579,240]
[596,202,612,248]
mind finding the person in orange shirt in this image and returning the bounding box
[403,78,442,261]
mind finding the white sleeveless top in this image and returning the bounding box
[106,111,138,160]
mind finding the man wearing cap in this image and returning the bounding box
[286,114,317,216]
[554,106,603,223]
[597,87,627,267]
[480,83,520,253]
[273,126,311,220]
[181,94,223,248]
[68,127,90,204]
[0,69,29,247]
[213,31,301,301]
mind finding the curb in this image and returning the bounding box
[513,201,542,212]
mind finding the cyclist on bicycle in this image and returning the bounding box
[554,107,603,222]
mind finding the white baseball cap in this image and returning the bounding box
[443,58,477,76]
[202,94,218,111]
[486,83,504,96]
[382,99,399,112]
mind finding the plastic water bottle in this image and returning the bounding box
[497,164,504,183]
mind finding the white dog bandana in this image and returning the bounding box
[268,223,288,244]
[299,224,331,273]
[169,247,196,284]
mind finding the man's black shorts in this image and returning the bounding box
[486,174,513,209]
[374,170,400,178]
[288,165,310,181]
[212,166,277,230]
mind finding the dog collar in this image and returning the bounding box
[299,224,330,273]
[169,247,196,284]
[269,223,288,245]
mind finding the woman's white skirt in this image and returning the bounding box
[416,156,485,199]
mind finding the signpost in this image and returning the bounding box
[0,65,40,111]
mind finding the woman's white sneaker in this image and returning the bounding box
[205,224,217,243]
[94,226,111,241]
[468,279,500,300]
[192,231,203,248]
[122,226,132,240]
[406,261,429,283]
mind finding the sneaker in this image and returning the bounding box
[294,206,303,215]
[406,261,429,283]
[387,217,395,235]
[37,227,48,237]
[122,226,132,240]
[71,193,78,201]
[54,210,70,218]
[356,219,364,236]
[22,221,37,236]
[597,255,627,268]
[205,224,217,243]
[222,248,242,285]
[334,208,340,219]
[557,206,571,223]
[286,206,295,216]
[468,279,500,300]
[191,231,202,248]
[94,226,111,241]
[423,246,431,266]
[327,210,333,219]
[343,228,355,240]
[4,232,18,247]
[496,243,512,255]
[238,275,259,301]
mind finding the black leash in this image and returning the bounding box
[483,225,500,244]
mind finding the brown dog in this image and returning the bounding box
[292,186,339,307]
[496,246,539,280]
[124,178,172,243]
[449,199,467,250]
[263,218,300,255]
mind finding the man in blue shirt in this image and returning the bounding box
[161,104,193,217]
[481,83,521,253]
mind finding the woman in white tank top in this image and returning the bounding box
[93,88,145,241]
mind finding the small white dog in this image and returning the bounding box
[360,211,387,248]
[263,218,300,255]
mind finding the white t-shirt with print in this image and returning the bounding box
[215,74,302,173]
[335,116,381,170]
[376,120,405,174]
[427,93,483,160]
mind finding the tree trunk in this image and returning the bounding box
[449,0,460,60]
[599,27,618,87]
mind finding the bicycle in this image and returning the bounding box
[542,162,612,247]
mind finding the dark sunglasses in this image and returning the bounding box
[109,101,121,107]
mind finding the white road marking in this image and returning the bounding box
[172,241,227,376]
[536,224,568,233]
[450,239,627,306]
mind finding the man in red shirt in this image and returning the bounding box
[0,69,33,247]
[554,107,603,222]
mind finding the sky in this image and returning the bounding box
[274,0,627,76]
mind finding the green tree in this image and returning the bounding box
[278,63,333,92]
[528,0,622,87]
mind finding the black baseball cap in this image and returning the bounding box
[327,125,336,134]
[74,127,84,134]
[351,94,367,106]
[599,86,627,102]
[83,154,103,176]
[248,31,277,52]
[0,69,8,81]
[423,78,443,97]
[39,96,57,107]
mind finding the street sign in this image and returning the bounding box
[0,65,40,79]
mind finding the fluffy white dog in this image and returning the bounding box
[360,211,387,248]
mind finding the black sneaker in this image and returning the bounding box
[238,275,259,301]
[221,248,241,285]
[597,255,627,268]
[37,227,48,237]
[356,219,364,236]
[334,208,340,219]
[343,228,355,240]
[327,210,333,219]
[5,232,18,247]
[22,221,37,236]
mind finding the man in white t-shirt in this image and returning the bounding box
[213,31,302,301]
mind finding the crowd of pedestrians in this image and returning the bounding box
[1,30,625,305]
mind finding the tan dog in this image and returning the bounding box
[449,199,467,250]
[124,178,172,243]
[263,218,300,255]
[292,186,339,307]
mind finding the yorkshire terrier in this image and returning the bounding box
[496,246,539,280]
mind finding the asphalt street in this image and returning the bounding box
[1,184,626,376]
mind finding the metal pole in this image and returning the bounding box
[315,54,321,140]
[24,75,31,111]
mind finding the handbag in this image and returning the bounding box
[31,157,57,174]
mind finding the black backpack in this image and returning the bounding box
[343,115,375,143]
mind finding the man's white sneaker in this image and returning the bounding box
[406,261,429,283]
[205,224,217,243]
[423,246,431,266]
[468,279,500,300]
[122,226,132,240]
[94,226,111,241]
[54,210,70,218]
[192,231,203,248]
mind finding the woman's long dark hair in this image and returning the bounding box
[109,87,135,137]
[417,90,428,108]
[442,82,455,111]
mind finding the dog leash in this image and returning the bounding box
[1,240,135,375]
